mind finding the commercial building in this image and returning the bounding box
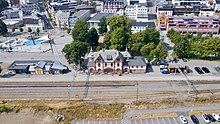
[8,0,20,6]
[85,48,147,74]
[20,3,39,16]
[68,10,90,29]
[215,0,220,11]
[126,0,152,5]
[158,15,220,34]
[2,8,23,19]
[102,0,125,12]
[171,0,212,7]
[157,4,214,17]
[55,11,70,29]
[75,5,96,14]
[23,17,45,30]
[8,60,68,74]
[125,3,150,20]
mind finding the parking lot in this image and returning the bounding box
[71,116,220,124]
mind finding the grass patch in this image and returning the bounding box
[132,112,178,119]
[0,106,8,113]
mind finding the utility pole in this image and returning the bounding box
[136,82,139,101]
[68,84,70,102]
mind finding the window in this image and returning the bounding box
[132,66,134,68]
[141,66,143,68]
[111,63,113,66]
[98,63,101,67]
[105,63,107,67]
[136,66,138,68]
[117,63,120,66]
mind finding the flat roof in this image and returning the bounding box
[88,12,114,22]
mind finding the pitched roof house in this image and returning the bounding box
[85,48,147,74]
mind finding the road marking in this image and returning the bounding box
[172,117,178,124]
[140,119,143,124]
[162,118,166,124]
[167,118,172,124]
[144,119,148,124]
[150,118,154,124]
[134,119,137,124]
[156,118,160,124]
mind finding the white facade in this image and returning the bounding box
[25,20,44,31]
[131,25,147,33]
[199,9,215,16]
[172,0,209,6]
[215,3,220,11]
[157,9,173,18]
[125,4,149,20]
[126,0,147,5]
[55,11,70,29]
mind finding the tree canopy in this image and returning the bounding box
[167,29,220,59]
[72,20,89,42]
[0,19,7,35]
[98,16,107,35]
[0,0,8,12]
[154,42,168,62]
[62,41,89,64]
[88,27,99,46]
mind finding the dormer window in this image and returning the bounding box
[107,55,113,60]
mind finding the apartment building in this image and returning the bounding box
[158,15,220,34]
[125,3,150,20]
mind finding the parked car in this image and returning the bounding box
[190,115,199,124]
[201,67,210,73]
[194,67,204,74]
[182,58,187,62]
[207,114,216,122]
[214,66,220,73]
[162,69,170,74]
[180,115,188,124]
[212,113,220,122]
[202,114,211,123]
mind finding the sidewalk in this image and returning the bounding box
[124,104,220,119]
[0,72,220,83]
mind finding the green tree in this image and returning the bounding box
[103,32,111,49]
[36,28,40,35]
[72,20,89,42]
[88,28,98,46]
[202,37,220,57]
[143,27,160,44]
[27,27,32,33]
[62,41,89,64]
[0,0,8,12]
[174,36,190,58]
[110,27,128,50]
[67,28,71,34]
[0,19,7,35]
[12,27,16,32]
[19,27,23,33]
[128,31,146,55]
[154,42,168,62]
[140,43,156,61]
[98,16,107,35]
[107,16,132,34]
